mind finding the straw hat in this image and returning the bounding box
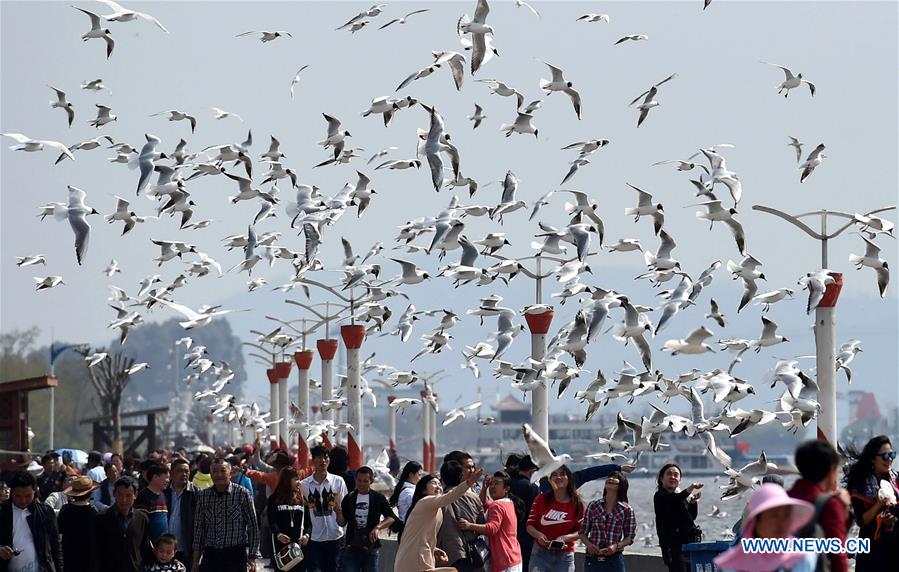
[61,476,100,499]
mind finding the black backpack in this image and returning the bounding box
[794,492,835,572]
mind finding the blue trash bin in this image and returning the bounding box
[681,541,734,572]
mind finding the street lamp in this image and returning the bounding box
[751,204,896,445]
[481,251,594,445]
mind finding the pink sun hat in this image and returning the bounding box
[714,484,815,572]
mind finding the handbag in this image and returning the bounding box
[465,535,490,568]
[449,499,490,568]
[686,524,703,544]
[275,543,304,571]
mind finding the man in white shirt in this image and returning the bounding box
[0,471,63,572]
[301,446,348,572]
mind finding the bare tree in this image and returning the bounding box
[79,347,135,454]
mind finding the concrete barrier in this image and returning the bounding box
[374,536,665,571]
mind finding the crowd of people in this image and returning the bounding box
[0,434,896,572]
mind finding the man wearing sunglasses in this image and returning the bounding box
[788,440,853,572]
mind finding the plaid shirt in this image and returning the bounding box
[580,499,636,549]
[192,482,259,557]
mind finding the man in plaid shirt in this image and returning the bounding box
[191,458,259,572]
[578,473,636,571]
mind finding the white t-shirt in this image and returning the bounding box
[87,466,106,484]
[397,481,415,522]
[354,493,370,529]
[10,505,37,572]
[301,472,348,542]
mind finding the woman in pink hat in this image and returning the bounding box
[713,484,816,572]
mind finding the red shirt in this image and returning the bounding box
[526,493,584,552]
[483,498,522,572]
[788,478,849,572]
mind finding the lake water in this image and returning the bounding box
[577,473,799,548]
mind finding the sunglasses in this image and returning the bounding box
[879,452,897,462]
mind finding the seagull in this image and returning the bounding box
[152,298,248,330]
[523,423,573,484]
[799,144,826,183]
[693,200,745,254]
[577,14,610,23]
[477,79,525,109]
[761,62,816,97]
[751,316,789,351]
[787,137,804,163]
[662,326,716,355]
[612,298,654,371]
[80,79,109,93]
[615,34,649,45]
[390,258,430,285]
[468,103,486,129]
[65,186,99,265]
[422,105,450,191]
[388,397,420,414]
[288,64,310,99]
[514,0,540,18]
[47,86,75,127]
[630,73,676,127]
[705,299,726,327]
[539,62,581,119]
[799,270,835,313]
[88,104,116,128]
[854,213,895,236]
[457,0,494,74]
[103,259,120,276]
[73,7,115,58]
[500,111,538,138]
[135,134,162,195]
[606,239,642,254]
[236,30,292,42]
[318,114,352,160]
[16,255,46,267]
[443,401,482,426]
[96,1,168,32]
[396,64,441,92]
[625,183,664,234]
[127,362,150,375]
[336,3,386,30]
[834,339,863,383]
[150,110,197,133]
[85,352,108,367]
[211,107,244,122]
[0,133,75,161]
[432,51,466,91]
[752,288,795,312]
[380,9,429,29]
[849,235,889,297]
[34,276,65,291]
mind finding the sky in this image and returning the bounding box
[1,1,897,438]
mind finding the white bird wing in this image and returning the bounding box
[152,297,202,321]
[522,423,555,467]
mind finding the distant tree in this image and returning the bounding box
[78,347,135,454]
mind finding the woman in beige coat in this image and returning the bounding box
[394,467,485,571]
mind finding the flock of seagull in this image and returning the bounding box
[5,0,896,500]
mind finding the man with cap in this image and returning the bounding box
[58,476,101,572]
[0,470,63,572]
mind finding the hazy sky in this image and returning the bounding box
[2,1,897,433]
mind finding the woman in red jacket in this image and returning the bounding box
[525,465,584,572]
[458,471,523,572]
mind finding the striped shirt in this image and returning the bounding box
[136,487,168,544]
[192,482,259,557]
[580,499,636,550]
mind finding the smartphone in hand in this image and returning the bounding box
[548,540,565,551]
